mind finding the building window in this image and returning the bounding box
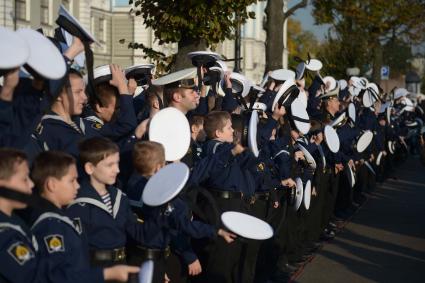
[16,0,27,21]
[40,0,50,25]
[99,18,106,43]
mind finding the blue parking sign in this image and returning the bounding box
[381,66,390,80]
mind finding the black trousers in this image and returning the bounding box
[335,167,353,213]
[306,168,327,243]
[192,196,244,283]
[240,198,269,283]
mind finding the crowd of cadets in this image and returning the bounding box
[1,21,425,283]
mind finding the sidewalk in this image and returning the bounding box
[295,157,425,283]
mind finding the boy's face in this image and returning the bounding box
[0,161,33,209]
[60,74,87,116]
[216,119,234,143]
[53,164,79,206]
[90,152,120,185]
[97,95,117,123]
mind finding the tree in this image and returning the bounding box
[312,0,425,82]
[264,0,308,72]
[128,0,258,70]
[286,18,319,68]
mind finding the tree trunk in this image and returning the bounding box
[265,0,284,73]
[372,40,383,83]
[172,38,207,71]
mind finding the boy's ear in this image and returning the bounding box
[94,103,102,114]
[152,99,160,109]
[191,124,198,134]
[215,129,222,139]
[84,162,95,175]
[45,176,56,193]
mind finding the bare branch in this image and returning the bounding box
[283,0,308,18]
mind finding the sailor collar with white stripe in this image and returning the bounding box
[40,113,86,135]
[68,182,123,219]
[32,211,81,235]
[0,213,39,251]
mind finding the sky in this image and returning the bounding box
[290,2,329,42]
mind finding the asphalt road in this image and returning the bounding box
[295,157,425,283]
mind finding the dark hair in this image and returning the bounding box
[31,151,76,193]
[189,115,204,128]
[204,111,231,139]
[0,148,27,181]
[133,141,165,175]
[92,82,119,109]
[163,87,180,106]
[79,137,119,166]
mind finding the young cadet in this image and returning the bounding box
[319,89,342,238]
[84,64,140,142]
[126,141,235,283]
[181,115,206,167]
[190,110,257,283]
[66,137,152,269]
[30,151,139,282]
[0,148,42,283]
[126,141,166,209]
[28,68,100,158]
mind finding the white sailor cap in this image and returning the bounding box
[270,69,296,82]
[230,72,252,98]
[323,76,337,92]
[152,68,197,89]
[187,51,222,67]
[125,64,155,85]
[305,58,323,71]
[93,65,112,85]
[290,99,311,134]
[149,107,191,161]
[16,28,66,80]
[272,79,299,110]
[221,211,273,240]
[0,27,29,71]
[57,4,98,45]
[338,79,348,90]
[393,88,409,100]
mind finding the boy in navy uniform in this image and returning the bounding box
[0,149,42,283]
[83,64,140,142]
[66,137,151,268]
[30,151,139,282]
[28,68,100,158]
[126,141,235,283]
[190,110,256,283]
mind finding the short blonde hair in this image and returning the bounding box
[132,141,165,175]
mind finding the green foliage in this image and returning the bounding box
[287,19,320,69]
[383,39,412,77]
[118,39,175,75]
[312,0,425,80]
[131,0,258,46]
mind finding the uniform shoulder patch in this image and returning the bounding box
[91,122,103,130]
[7,241,34,265]
[44,234,65,253]
[257,162,265,172]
